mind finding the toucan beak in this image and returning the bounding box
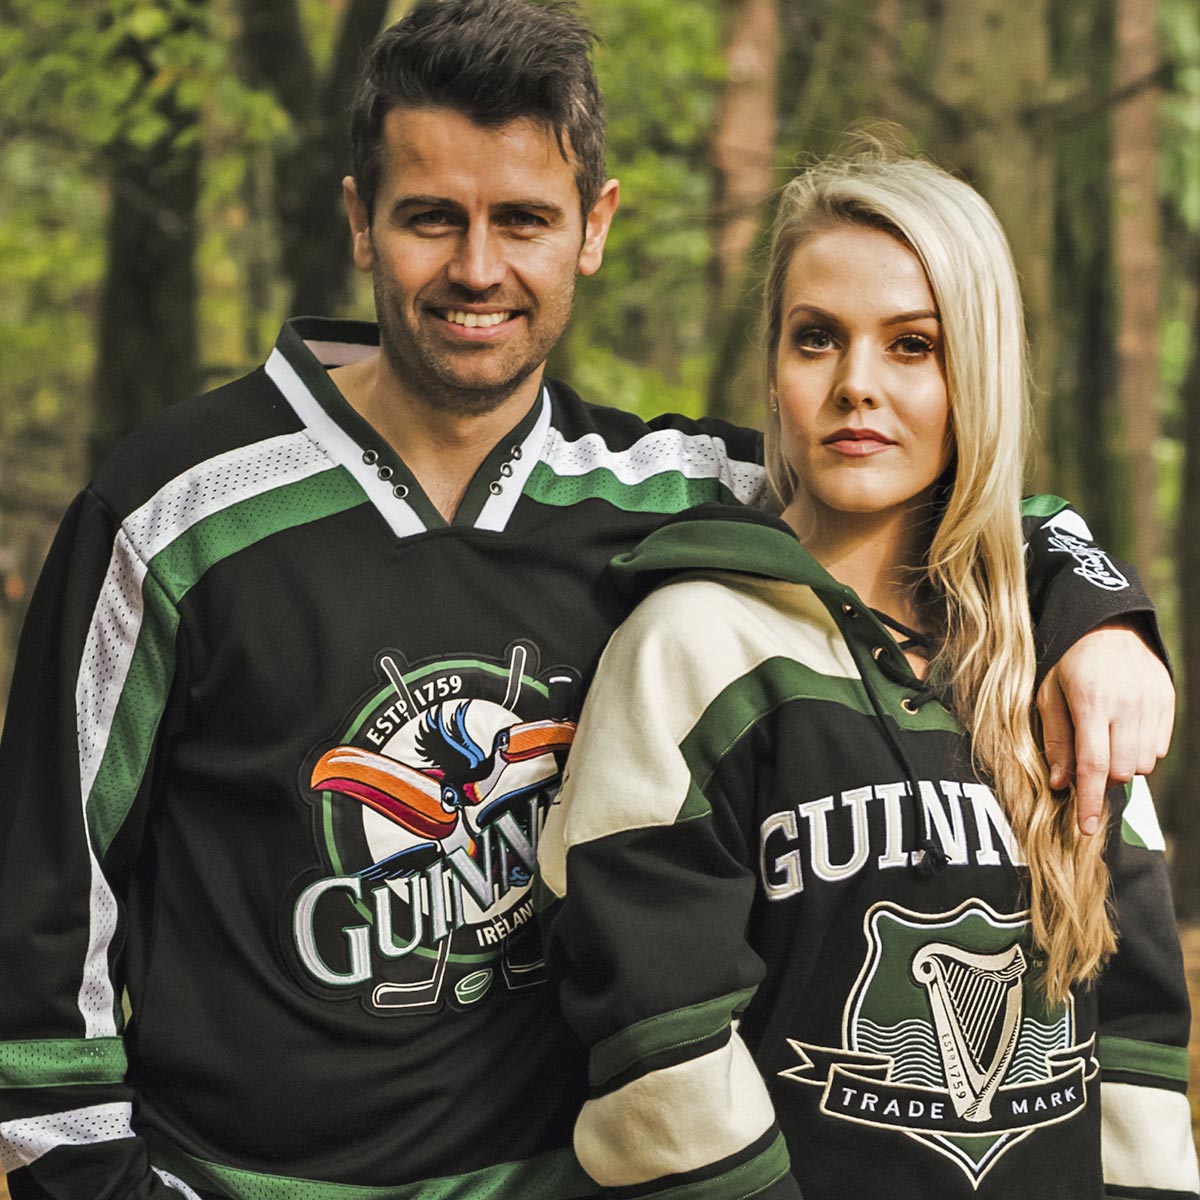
[499,719,576,762]
[311,746,459,841]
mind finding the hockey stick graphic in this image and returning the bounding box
[503,643,527,711]
[372,932,451,1011]
[379,654,418,714]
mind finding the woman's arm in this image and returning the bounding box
[540,583,801,1200]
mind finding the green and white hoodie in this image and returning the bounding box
[541,505,1195,1200]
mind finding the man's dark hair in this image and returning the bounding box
[350,0,607,221]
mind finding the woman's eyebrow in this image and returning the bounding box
[882,310,940,326]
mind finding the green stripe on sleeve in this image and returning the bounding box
[1099,1036,1190,1082]
[0,1037,127,1088]
[1119,822,1148,850]
[149,470,366,602]
[675,778,713,825]
[524,462,739,514]
[1020,494,1071,518]
[86,468,366,859]
[589,987,758,1087]
[640,1132,791,1200]
[150,1144,597,1200]
[86,570,181,857]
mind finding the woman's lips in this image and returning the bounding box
[822,429,896,457]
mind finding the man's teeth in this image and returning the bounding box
[444,310,510,328]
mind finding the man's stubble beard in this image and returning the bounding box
[372,272,576,417]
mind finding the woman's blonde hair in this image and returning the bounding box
[763,143,1114,999]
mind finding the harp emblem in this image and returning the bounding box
[778,899,1096,1186]
[911,941,1027,1122]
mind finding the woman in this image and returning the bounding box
[539,150,1197,1199]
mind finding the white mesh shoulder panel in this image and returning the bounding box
[74,432,329,1038]
[542,425,765,504]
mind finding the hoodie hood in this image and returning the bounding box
[609,502,951,875]
[609,503,845,600]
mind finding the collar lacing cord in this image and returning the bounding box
[853,606,948,878]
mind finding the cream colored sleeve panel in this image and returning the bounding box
[1100,1081,1200,1192]
[560,577,858,856]
[574,1030,776,1188]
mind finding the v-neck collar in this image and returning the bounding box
[265,318,550,536]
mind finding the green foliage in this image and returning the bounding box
[0,139,105,438]
[570,0,724,415]
[0,0,299,439]
[1161,0,1200,233]
[569,344,710,422]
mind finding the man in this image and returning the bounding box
[0,1,1173,1197]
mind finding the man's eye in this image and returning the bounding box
[410,210,454,228]
[502,211,546,229]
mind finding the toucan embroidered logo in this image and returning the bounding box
[780,900,1097,1186]
[288,641,577,1015]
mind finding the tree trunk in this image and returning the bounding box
[239,0,390,317]
[1173,230,1200,917]
[929,0,1056,490]
[705,0,779,425]
[1049,0,1119,549]
[91,5,204,470]
[868,0,902,122]
[710,0,779,310]
[1111,0,1163,589]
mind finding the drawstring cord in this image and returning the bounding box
[853,607,948,877]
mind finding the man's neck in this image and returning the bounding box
[329,352,543,522]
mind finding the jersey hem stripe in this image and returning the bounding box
[148,1143,598,1200]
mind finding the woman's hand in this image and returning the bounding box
[1036,622,1175,834]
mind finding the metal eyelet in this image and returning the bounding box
[510,446,523,459]
[842,602,858,617]
[872,645,885,661]
[901,697,919,714]
[362,449,379,465]
[500,463,514,477]
[377,466,393,481]
[392,483,409,499]
[489,481,503,495]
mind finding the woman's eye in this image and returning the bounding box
[894,334,935,357]
[794,328,834,352]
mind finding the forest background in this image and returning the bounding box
[7,0,1200,1051]
[14,0,1200,892]
[1,0,1198,1173]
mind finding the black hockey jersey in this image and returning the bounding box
[0,320,1165,1198]
[541,506,1196,1200]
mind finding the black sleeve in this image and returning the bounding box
[539,589,801,1199]
[1020,496,1165,684]
[0,490,190,1199]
